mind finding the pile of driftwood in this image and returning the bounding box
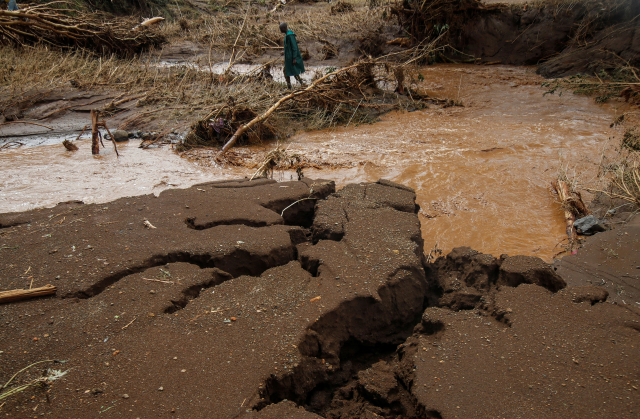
[0,3,164,56]
[180,62,385,152]
[552,179,590,251]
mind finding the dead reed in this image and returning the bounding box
[159,1,386,61]
[590,129,640,209]
[0,45,250,130]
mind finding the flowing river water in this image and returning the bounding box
[0,65,618,261]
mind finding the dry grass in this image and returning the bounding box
[159,2,386,60]
[0,1,392,134]
[590,130,640,209]
[543,62,640,104]
[0,45,262,130]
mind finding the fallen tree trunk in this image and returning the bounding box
[0,284,56,304]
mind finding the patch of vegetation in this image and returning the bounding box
[542,65,640,104]
[622,128,640,152]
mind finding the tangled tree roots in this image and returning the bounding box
[182,106,278,151]
[390,0,491,43]
[0,4,164,56]
[179,60,435,153]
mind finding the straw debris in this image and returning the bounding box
[179,49,448,155]
[0,4,164,56]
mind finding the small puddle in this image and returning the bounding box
[0,65,618,261]
[0,139,222,213]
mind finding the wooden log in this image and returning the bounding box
[0,284,56,304]
[551,178,593,250]
[91,109,99,155]
[552,180,577,243]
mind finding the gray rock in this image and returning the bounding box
[112,130,129,142]
[574,215,606,235]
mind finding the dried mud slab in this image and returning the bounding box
[555,216,640,305]
[1,178,639,418]
[401,284,640,418]
[0,178,431,418]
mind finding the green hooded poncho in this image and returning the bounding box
[284,30,305,77]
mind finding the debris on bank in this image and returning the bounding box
[0,4,164,56]
[180,52,452,155]
[552,178,592,253]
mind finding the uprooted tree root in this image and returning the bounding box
[0,3,164,56]
[552,174,590,253]
[390,0,497,44]
[249,146,316,180]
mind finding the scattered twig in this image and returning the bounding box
[280,198,317,217]
[143,219,157,229]
[0,284,56,304]
[121,317,137,330]
[142,277,174,284]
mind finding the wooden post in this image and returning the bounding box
[91,109,100,155]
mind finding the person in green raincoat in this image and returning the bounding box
[5,0,19,10]
[280,22,305,89]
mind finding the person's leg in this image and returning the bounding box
[294,75,305,86]
[283,67,292,89]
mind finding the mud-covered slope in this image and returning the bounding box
[396,0,640,76]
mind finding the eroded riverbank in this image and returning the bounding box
[0,65,621,260]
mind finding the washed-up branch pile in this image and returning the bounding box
[179,58,440,154]
[180,36,451,155]
[0,3,164,56]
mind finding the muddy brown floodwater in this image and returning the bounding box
[284,65,618,261]
[0,65,618,261]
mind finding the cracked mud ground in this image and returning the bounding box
[1,179,639,418]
